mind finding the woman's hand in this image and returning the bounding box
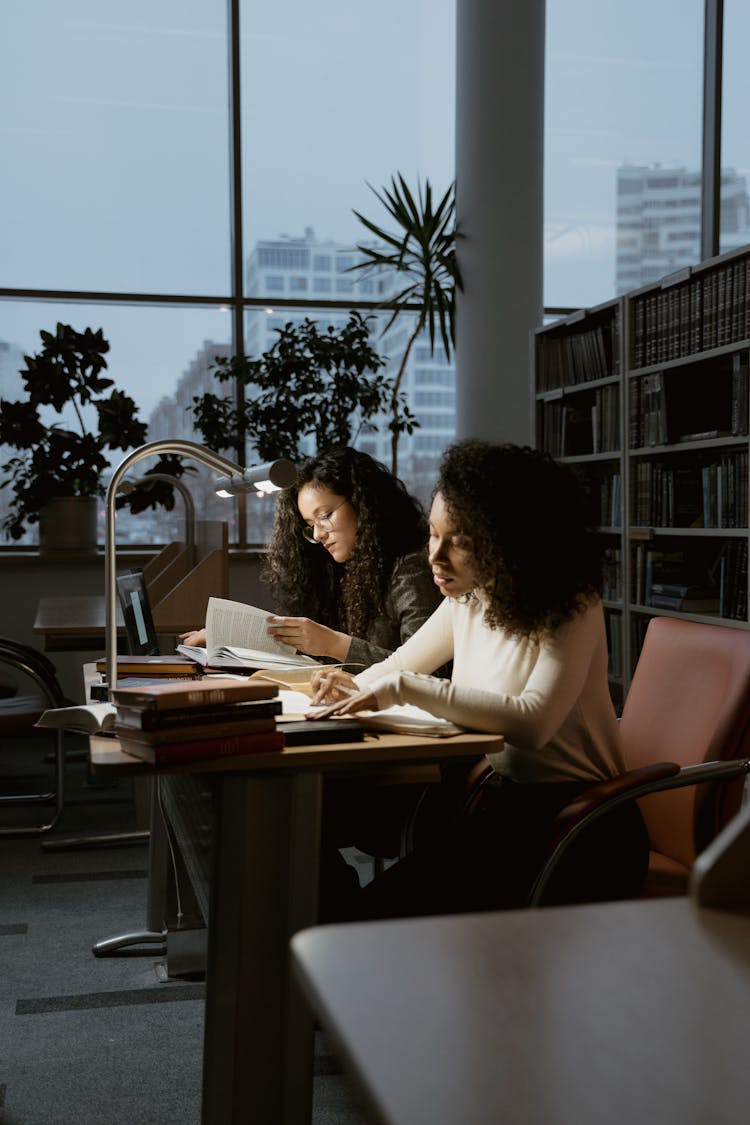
[266,615,350,661]
[179,627,206,647]
[307,687,379,720]
[308,668,358,705]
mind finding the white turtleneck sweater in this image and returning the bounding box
[355,593,625,784]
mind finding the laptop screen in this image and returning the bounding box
[115,569,160,655]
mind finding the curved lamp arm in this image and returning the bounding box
[119,473,197,552]
[105,439,250,698]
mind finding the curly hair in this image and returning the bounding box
[435,440,603,637]
[263,447,429,638]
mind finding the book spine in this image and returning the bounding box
[114,717,279,746]
[98,670,200,680]
[114,700,282,730]
[111,684,277,710]
[120,729,286,764]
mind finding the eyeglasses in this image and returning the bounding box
[301,500,348,543]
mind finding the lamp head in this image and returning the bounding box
[215,458,296,497]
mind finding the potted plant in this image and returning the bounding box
[0,322,186,549]
[350,173,463,475]
[191,310,417,462]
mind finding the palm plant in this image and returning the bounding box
[350,173,462,475]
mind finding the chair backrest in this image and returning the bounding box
[620,616,750,873]
[0,637,67,732]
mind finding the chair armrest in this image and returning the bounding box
[527,757,750,907]
[547,762,681,851]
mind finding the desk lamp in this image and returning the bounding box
[105,439,295,696]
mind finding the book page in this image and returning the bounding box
[35,702,117,734]
[352,704,464,738]
[205,597,301,660]
[277,689,319,716]
[215,646,318,668]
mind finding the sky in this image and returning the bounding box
[1,0,748,417]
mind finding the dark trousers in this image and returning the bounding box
[322,772,650,922]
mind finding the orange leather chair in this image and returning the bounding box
[0,637,69,836]
[529,616,750,905]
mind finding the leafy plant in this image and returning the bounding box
[0,322,186,540]
[191,311,417,462]
[350,173,463,475]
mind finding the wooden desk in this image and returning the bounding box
[291,896,750,1125]
[90,728,504,1125]
[34,595,125,651]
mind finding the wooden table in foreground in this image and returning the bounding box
[291,896,750,1125]
[90,728,504,1125]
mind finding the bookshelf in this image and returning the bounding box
[533,244,750,707]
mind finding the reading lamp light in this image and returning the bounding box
[105,439,295,696]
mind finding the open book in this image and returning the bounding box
[327,703,464,738]
[176,597,324,672]
[36,702,117,735]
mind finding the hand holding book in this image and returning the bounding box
[176,597,323,671]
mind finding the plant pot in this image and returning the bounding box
[38,496,98,555]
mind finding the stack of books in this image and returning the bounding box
[109,678,284,764]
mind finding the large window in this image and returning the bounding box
[720,0,750,253]
[0,1,230,295]
[241,0,456,283]
[1,3,744,547]
[0,300,232,544]
[544,0,704,308]
[0,0,457,545]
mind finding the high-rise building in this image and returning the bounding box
[246,227,456,501]
[616,164,750,293]
[150,227,457,507]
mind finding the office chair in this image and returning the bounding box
[528,615,750,906]
[0,637,69,835]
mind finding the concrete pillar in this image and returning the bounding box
[455,0,545,445]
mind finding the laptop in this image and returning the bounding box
[115,569,160,655]
[91,570,197,700]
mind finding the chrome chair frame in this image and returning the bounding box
[0,637,68,836]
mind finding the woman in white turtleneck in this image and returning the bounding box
[310,439,649,917]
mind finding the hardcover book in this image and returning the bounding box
[110,678,278,711]
[118,728,286,765]
[114,698,282,731]
[113,715,278,745]
[95,654,201,677]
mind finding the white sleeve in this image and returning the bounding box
[354,597,454,686]
[362,605,602,744]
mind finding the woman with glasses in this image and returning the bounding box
[266,445,446,894]
[309,439,649,917]
[182,446,441,880]
[181,446,441,665]
[262,445,442,666]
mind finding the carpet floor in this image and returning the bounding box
[0,733,367,1125]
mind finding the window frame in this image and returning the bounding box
[0,0,732,547]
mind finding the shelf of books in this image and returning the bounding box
[534,244,750,708]
[534,298,626,705]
